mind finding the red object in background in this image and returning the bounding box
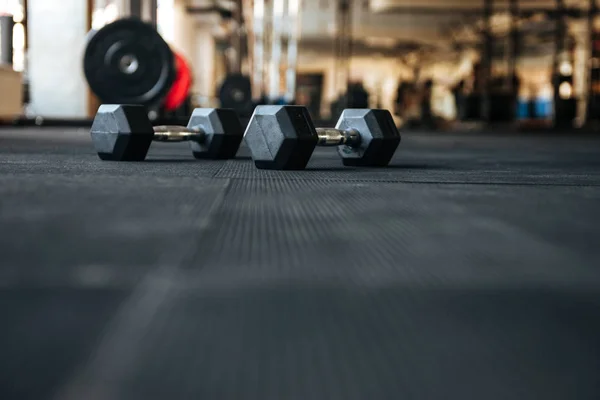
[163,51,192,111]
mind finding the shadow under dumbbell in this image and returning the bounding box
[302,162,450,172]
[143,159,204,163]
[145,156,255,163]
[385,163,451,170]
[303,167,353,172]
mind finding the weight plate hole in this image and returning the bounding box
[119,54,139,75]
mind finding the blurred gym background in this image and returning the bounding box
[0,0,599,130]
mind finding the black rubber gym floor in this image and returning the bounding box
[1,127,600,399]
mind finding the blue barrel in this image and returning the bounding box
[516,99,529,119]
[517,97,553,119]
[534,98,553,119]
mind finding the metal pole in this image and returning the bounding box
[263,0,273,100]
[335,0,351,109]
[336,12,341,99]
[0,15,14,66]
[345,0,353,97]
[23,0,28,50]
[588,0,597,122]
[269,0,284,101]
[252,0,265,99]
[508,0,519,92]
[149,0,158,29]
[482,0,493,122]
[554,0,566,73]
[285,0,300,103]
[229,12,241,74]
[130,0,143,18]
[333,2,342,100]
[554,0,566,120]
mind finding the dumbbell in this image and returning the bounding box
[90,104,243,161]
[244,106,401,170]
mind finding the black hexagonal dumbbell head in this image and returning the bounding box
[90,104,154,161]
[335,109,401,167]
[244,105,319,170]
[187,108,244,159]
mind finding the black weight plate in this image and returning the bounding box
[83,18,175,107]
[219,74,253,115]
